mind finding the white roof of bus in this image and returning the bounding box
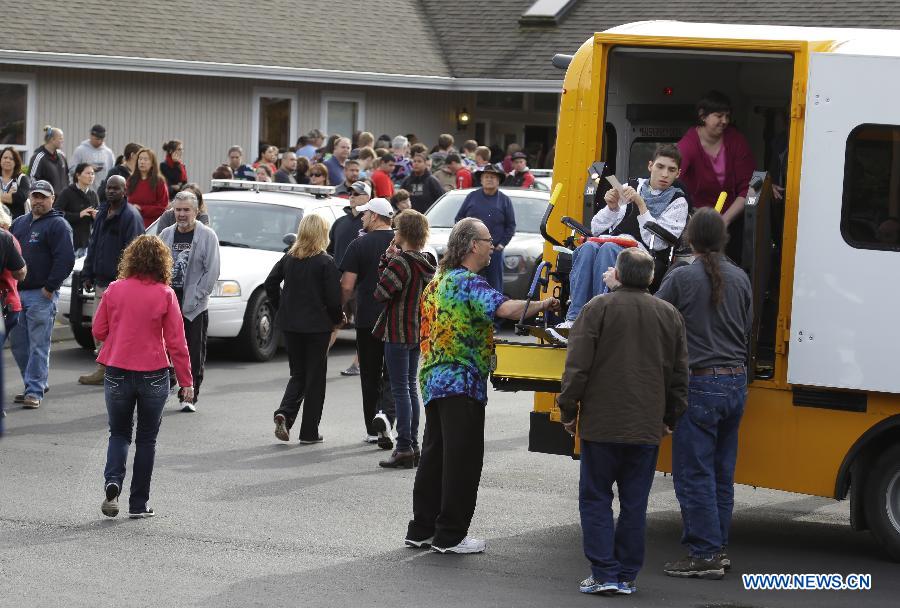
[604,21,900,58]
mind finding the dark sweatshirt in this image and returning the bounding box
[54,184,99,249]
[326,207,363,267]
[264,252,342,333]
[82,201,145,285]
[454,188,517,247]
[10,209,75,292]
[400,170,444,213]
[28,146,69,196]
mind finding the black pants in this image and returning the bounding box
[356,328,395,435]
[406,396,485,548]
[275,331,330,440]
[182,310,208,403]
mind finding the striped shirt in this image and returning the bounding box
[372,250,436,344]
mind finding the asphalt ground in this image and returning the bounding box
[1,333,898,607]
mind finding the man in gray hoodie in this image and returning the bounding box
[69,125,115,193]
[159,190,220,412]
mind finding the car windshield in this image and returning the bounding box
[426,191,546,233]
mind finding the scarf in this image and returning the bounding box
[638,179,682,218]
[165,154,187,183]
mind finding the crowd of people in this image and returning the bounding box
[1,95,757,594]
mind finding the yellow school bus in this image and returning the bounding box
[491,21,900,560]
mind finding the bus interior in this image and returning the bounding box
[598,47,796,379]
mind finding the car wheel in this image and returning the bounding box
[236,289,278,362]
[864,444,900,561]
[70,320,96,351]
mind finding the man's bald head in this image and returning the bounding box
[106,174,126,205]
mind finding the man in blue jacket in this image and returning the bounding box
[453,165,516,294]
[76,175,145,385]
[9,180,76,409]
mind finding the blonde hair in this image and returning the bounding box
[289,214,330,259]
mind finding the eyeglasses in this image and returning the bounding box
[475,237,494,245]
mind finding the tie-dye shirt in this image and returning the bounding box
[419,267,508,405]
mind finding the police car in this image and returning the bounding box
[58,180,347,361]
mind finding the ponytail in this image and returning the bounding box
[698,252,724,307]
[686,207,729,308]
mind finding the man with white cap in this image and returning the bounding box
[339,197,397,448]
[9,180,76,409]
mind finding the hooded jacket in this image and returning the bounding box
[69,139,115,191]
[82,200,145,286]
[54,183,99,249]
[372,250,437,344]
[400,170,444,213]
[10,208,75,292]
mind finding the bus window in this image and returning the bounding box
[841,124,900,250]
[628,137,679,178]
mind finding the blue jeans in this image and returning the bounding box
[580,440,659,583]
[566,242,624,321]
[384,342,421,452]
[672,373,747,558]
[9,289,58,398]
[103,366,170,513]
[2,310,20,345]
[479,249,504,294]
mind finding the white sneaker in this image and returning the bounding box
[363,434,379,444]
[432,536,486,554]
[546,328,569,345]
[180,401,196,412]
[372,411,394,450]
[555,320,574,329]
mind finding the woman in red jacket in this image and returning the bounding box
[127,148,169,227]
[677,91,756,263]
[95,235,193,519]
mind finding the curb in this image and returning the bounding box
[3,323,75,349]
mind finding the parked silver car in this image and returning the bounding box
[425,188,548,299]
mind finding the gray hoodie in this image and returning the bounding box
[69,139,116,192]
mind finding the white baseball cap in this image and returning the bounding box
[356,197,394,218]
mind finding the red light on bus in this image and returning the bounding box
[663,87,674,96]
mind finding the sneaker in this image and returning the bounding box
[555,320,575,330]
[363,434,379,444]
[616,581,636,595]
[372,412,393,450]
[128,508,155,519]
[341,364,360,376]
[432,536,486,554]
[274,414,289,441]
[78,366,106,385]
[22,395,41,409]
[663,555,725,579]
[298,435,324,444]
[715,551,731,571]
[180,402,196,413]
[546,327,569,345]
[379,450,415,469]
[101,483,120,518]
[404,536,434,549]
[579,576,618,594]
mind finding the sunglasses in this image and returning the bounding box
[310,173,325,177]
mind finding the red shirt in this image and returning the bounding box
[371,168,394,199]
[677,126,755,212]
[456,168,473,189]
[93,276,193,387]
[128,177,170,227]
[0,231,22,312]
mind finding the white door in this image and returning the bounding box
[789,53,900,393]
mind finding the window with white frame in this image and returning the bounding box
[320,92,365,139]
[252,88,298,156]
[0,73,36,163]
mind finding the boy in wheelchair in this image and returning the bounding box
[555,144,688,330]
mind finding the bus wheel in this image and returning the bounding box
[864,444,900,561]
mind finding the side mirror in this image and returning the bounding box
[282,233,297,247]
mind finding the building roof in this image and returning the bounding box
[4,1,900,87]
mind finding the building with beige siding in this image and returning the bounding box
[2,1,899,186]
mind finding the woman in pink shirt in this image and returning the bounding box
[93,235,193,519]
[677,91,756,263]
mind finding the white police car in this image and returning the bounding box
[58,180,347,361]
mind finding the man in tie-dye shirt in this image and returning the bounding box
[406,217,559,555]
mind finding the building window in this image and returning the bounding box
[476,92,525,111]
[0,74,35,162]
[252,88,298,157]
[842,124,900,250]
[532,93,560,113]
[320,92,365,139]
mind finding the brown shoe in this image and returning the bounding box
[379,450,415,469]
[23,395,41,409]
[78,365,106,385]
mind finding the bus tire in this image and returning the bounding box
[863,444,900,561]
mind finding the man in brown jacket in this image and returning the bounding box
[557,247,688,596]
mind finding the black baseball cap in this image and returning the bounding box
[90,124,107,138]
[31,180,55,196]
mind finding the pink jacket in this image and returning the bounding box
[93,276,193,387]
[677,126,756,213]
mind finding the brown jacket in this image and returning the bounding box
[557,287,689,445]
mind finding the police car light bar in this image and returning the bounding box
[210,179,336,197]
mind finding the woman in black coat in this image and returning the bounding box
[0,147,31,219]
[54,162,99,254]
[264,213,342,444]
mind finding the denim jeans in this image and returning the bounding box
[384,342,421,452]
[9,289,58,398]
[672,372,748,558]
[579,440,659,583]
[2,310,19,346]
[103,366,170,513]
[565,242,624,321]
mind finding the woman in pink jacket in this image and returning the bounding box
[93,235,193,519]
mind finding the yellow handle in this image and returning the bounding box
[549,182,563,208]
[714,191,727,213]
